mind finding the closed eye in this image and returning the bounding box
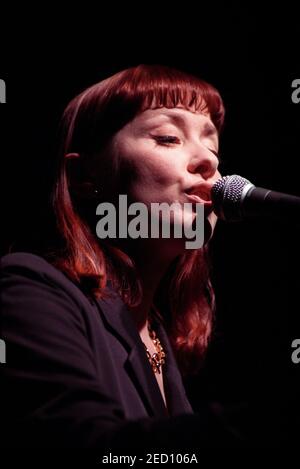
[152,135,181,145]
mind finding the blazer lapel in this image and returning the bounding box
[95,286,168,418]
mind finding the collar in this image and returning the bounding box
[95,283,192,417]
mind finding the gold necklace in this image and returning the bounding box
[144,323,166,374]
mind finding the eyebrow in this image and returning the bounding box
[145,111,218,137]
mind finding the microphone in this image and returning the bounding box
[211,175,300,222]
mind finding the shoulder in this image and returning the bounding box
[0,252,97,319]
[2,251,81,292]
[1,251,73,285]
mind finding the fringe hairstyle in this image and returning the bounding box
[50,64,225,375]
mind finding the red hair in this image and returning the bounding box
[51,64,225,375]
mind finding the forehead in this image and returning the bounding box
[134,107,218,135]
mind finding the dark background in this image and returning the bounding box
[1,4,299,446]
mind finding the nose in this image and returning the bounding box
[187,147,219,181]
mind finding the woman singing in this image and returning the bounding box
[1,64,254,450]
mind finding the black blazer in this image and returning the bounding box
[0,252,251,449]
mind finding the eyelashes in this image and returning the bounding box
[153,135,180,145]
[153,135,221,161]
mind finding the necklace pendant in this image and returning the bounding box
[144,322,166,374]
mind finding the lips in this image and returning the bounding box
[184,181,214,214]
[185,193,211,204]
[184,193,214,217]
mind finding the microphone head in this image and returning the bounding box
[211,175,254,221]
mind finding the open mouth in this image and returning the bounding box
[184,193,214,216]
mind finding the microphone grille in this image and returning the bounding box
[211,175,253,220]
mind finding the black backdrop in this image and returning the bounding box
[1,4,299,447]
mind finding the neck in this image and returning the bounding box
[123,238,184,333]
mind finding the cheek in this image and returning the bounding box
[120,148,182,197]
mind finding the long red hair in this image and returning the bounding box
[51,64,225,375]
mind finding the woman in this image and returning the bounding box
[1,64,247,449]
